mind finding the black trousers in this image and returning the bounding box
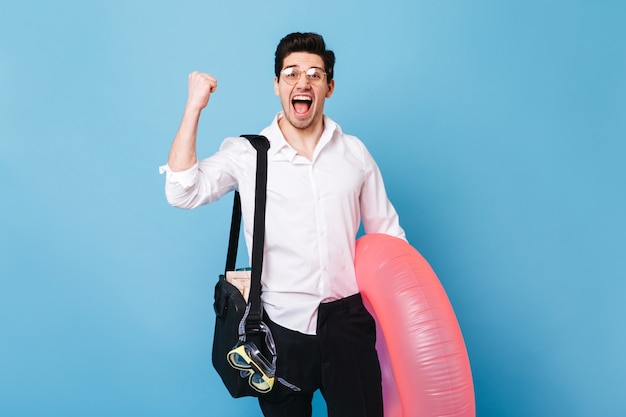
[258,293,383,417]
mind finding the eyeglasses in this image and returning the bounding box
[280,67,327,85]
[227,322,277,393]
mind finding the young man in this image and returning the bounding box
[161,32,405,417]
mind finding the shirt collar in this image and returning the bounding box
[262,113,341,162]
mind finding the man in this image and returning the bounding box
[161,32,405,417]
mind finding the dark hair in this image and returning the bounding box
[274,32,335,83]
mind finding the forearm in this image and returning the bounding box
[166,71,217,172]
[167,105,202,171]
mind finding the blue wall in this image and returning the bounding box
[1,1,624,416]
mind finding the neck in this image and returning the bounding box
[278,116,325,161]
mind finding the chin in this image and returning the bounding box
[286,113,315,130]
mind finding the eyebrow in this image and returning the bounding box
[282,65,325,71]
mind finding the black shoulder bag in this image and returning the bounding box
[212,135,299,398]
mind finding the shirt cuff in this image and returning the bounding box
[158,163,198,188]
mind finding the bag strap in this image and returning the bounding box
[224,191,241,274]
[223,134,270,331]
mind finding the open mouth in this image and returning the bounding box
[292,95,312,115]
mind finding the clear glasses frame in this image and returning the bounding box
[280,66,328,85]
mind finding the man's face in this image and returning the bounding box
[274,52,335,131]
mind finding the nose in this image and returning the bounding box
[295,72,311,88]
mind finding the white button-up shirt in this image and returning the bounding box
[160,114,405,334]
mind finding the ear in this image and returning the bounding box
[274,77,279,96]
[325,79,335,98]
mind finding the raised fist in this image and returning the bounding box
[186,71,217,111]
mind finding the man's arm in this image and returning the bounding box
[359,144,407,241]
[167,71,217,172]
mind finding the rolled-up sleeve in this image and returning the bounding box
[159,163,199,188]
[159,137,246,209]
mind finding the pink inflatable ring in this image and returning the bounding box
[355,233,475,417]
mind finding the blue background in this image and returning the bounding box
[1,1,624,416]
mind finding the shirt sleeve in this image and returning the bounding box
[359,144,407,241]
[159,137,247,209]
